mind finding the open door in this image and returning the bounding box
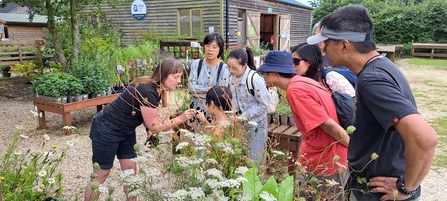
[279,15,291,51]
[246,11,260,49]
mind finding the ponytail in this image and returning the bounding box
[245,47,256,70]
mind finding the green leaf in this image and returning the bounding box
[262,176,279,198]
[243,167,262,201]
[278,175,294,201]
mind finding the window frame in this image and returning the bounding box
[177,8,202,37]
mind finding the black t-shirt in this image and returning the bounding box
[102,84,161,131]
[348,57,420,200]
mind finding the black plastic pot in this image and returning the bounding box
[1,69,11,77]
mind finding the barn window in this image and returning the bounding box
[178,8,202,37]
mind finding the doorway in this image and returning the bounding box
[260,14,278,50]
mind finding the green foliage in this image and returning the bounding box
[31,72,82,97]
[312,0,447,46]
[242,167,263,200]
[277,99,292,116]
[407,58,447,68]
[9,62,37,77]
[242,167,295,201]
[71,59,109,94]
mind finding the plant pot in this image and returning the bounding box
[51,97,62,103]
[81,94,89,100]
[106,90,112,96]
[288,116,295,126]
[1,69,11,77]
[74,95,83,102]
[60,96,68,104]
[280,115,289,125]
[68,95,75,103]
[90,93,103,99]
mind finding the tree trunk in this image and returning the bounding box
[45,0,68,72]
[70,0,80,64]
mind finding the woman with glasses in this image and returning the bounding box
[226,47,270,166]
[188,33,230,126]
[291,42,355,97]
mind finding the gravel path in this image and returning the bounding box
[0,58,446,200]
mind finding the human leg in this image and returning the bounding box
[84,168,112,201]
[117,133,138,200]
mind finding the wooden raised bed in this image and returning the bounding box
[33,94,119,134]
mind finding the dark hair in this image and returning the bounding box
[204,33,225,60]
[131,57,182,87]
[293,42,324,82]
[320,4,376,53]
[290,43,306,54]
[278,73,296,78]
[227,47,256,70]
[206,86,232,111]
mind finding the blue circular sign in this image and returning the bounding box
[131,0,147,21]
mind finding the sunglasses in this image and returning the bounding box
[293,58,304,66]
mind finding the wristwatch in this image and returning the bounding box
[396,175,419,196]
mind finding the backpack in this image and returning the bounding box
[294,80,354,130]
[197,59,224,82]
[321,67,356,88]
[246,69,279,114]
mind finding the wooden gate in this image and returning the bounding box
[279,15,291,51]
[0,38,43,67]
[246,11,260,49]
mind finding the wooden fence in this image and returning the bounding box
[0,38,44,67]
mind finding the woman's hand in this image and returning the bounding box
[196,111,208,123]
[180,109,196,122]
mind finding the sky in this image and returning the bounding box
[295,0,311,6]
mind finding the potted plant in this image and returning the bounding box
[66,76,84,102]
[71,59,109,99]
[1,66,11,77]
[277,99,292,125]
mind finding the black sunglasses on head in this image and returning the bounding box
[293,58,304,66]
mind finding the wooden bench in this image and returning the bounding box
[377,45,398,62]
[412,43,447,59]
[159,41,204,60]
[267,123,302,175]
[34,94,119,134]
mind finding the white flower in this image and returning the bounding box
[98,184,109,194]
[272,150,285,157]
[188,187,205,200]
[131,156,149,163]
[120,169,135,178]
[236,193,253,201]
[234,166,249,175]
[205,159,218,165]
[43,152,53,157]
[327,179,339,186]
[30,106,42,118]
[128,189,140,197]
[158,130,175,135]
[175,156,204,167]
[176,142,189,151]
[14,149,22,155]
[47,178,56,184]
[236,177,249,183]
[63,125,76,130]
[168,189,188,199]
[205,178,220,189]
[19,134,29,139]
[37,169,47,177]
[247,121,259,128]
[71,137,79,142]
[236,116,248,122]
[15,125,24,130]
[32,185,43,192]
[142,168,161,178]
[223,146,235,154]
[43,134,50,141]
[66,140,75,146]
[205,168,223,180]
[260,191,277,201]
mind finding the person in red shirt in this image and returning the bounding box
[258,50,350,200]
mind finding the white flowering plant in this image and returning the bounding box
[0,108,77,200]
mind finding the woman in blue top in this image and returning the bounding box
[227,47,270,166]
[188,33,230,124]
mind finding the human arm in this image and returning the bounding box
[141,106,195,133]
[325,71,355,97]
[319,118,350,147]
[368,114,437,200]
[188,59,209,96]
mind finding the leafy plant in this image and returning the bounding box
[277,99,292,116]
[9,62,37,77]
[71,59,109,94]
[30,72,82,97]
[1,108,78,200]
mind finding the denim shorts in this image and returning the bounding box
[89,110,137,169]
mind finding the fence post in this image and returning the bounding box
[18,44,22,63]
[36,40,43,69]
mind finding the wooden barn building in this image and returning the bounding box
[90,0,313,50]
[0,3,47,40]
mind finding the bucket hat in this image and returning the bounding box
[258,50,296,75]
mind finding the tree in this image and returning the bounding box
[0,0,119,72]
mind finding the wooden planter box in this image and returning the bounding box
[33,94,119,134]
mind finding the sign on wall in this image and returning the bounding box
[131,0,147,21]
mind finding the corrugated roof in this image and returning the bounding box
[0,13,47,25]
[275,0,313,9]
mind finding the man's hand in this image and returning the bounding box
[368,176,411,201]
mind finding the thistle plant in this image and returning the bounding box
[0,107,77,200]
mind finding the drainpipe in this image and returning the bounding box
[226,0,229,50]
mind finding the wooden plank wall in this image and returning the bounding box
[226,0,312,48]
[85,0,312,48]
[84,0,222,46]
[6,26,47,39]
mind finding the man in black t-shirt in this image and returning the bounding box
[307,5,438,201]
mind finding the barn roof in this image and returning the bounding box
[0,13,47,26]
[273,0,313,9]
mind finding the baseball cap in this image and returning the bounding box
[307,27,368,45]
[258,51,296,75]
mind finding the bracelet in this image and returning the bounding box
[396,175,419,196]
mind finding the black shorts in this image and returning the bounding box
[89,111,137,169]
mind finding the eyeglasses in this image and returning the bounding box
[293,58,304,66]
[204,44,219,50]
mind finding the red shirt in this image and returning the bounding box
[286,76,347,176]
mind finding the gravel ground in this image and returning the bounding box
[0,58,446,200]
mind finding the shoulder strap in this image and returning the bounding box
[291,79,332,94]
[197,59,204,77]
[246,69,257,96]
[216,61,224,82]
